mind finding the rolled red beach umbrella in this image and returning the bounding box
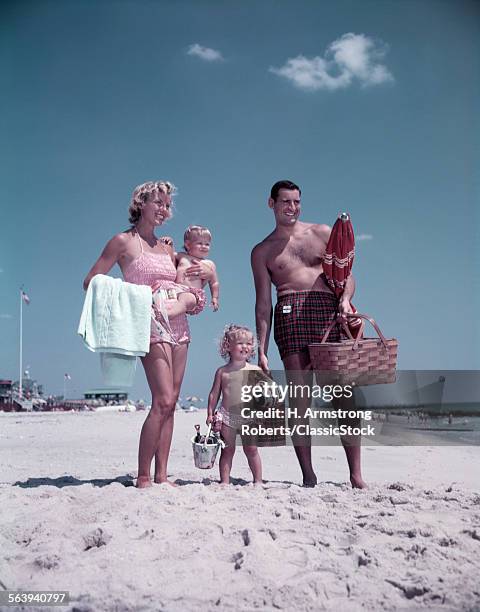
[323,212,362,334]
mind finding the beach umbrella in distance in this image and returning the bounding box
[323,212,362,335]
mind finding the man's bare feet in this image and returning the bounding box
[302,471,318,488]
[136,476,152,489]
[350,474,367,489]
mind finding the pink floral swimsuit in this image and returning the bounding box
[123,234,191,345]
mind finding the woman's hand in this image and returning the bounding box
[206,414,214,426]
[185,259,214,282]
[159,236,174,247]
[211,297,219,312]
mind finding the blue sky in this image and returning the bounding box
[1,0,478,402]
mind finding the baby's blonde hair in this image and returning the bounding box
[184,225,212,251]
[219,324,257,361]
[128,181,177,225]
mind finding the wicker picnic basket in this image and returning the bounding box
[309,313,398,386]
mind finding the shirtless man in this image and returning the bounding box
[251,180,366,488]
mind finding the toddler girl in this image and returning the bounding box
[206,324,262,485]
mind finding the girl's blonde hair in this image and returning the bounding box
[219,324,257,361]
[128,181,177,226]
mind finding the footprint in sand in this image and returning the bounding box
[289,508,305,520]
[83,527,112,551]
[385,579,430,600]
[241,529,250,546]
[388,482,410,492]
[462,529,480,541]
[438,536,457,547]
[231,551,244,570]
[34,554,60,570]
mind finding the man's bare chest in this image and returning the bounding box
[266,238,324,274]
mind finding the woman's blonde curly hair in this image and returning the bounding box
[219,324,257,361]
[128,181,177,226]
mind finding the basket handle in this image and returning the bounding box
[321,312,389,351]
[320,314,359,343]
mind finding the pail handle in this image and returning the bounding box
[203,423,213,447]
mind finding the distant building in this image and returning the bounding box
[84,388,128,403]
[12,374,44,399]
[0,380,13,405]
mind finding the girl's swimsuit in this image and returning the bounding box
[123,234,190,345]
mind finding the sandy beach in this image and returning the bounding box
[1,410,479,611]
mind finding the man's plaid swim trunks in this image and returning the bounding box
[273,290,344,360]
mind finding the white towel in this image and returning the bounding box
[78,275,152,387]
[78,274,151,355]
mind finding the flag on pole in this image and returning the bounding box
[64,373,71,380]
[21,291,30,305]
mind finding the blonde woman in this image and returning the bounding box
[84,181,212,487]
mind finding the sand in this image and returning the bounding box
[1,410,479,611]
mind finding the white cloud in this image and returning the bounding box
[0,314,12,319]
[356,234,373,241]
[270,33,393,91]
[187,43,224,62]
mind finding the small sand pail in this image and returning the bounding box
[191,437,220,469]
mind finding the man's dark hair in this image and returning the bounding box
[270,180,301,201]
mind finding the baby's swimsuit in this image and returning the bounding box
[187,287,206,315]
[176,255,207,315]
[123,234,191,344]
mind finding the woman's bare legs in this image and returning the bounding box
[137,343,175,488]
[154,343,188,483]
